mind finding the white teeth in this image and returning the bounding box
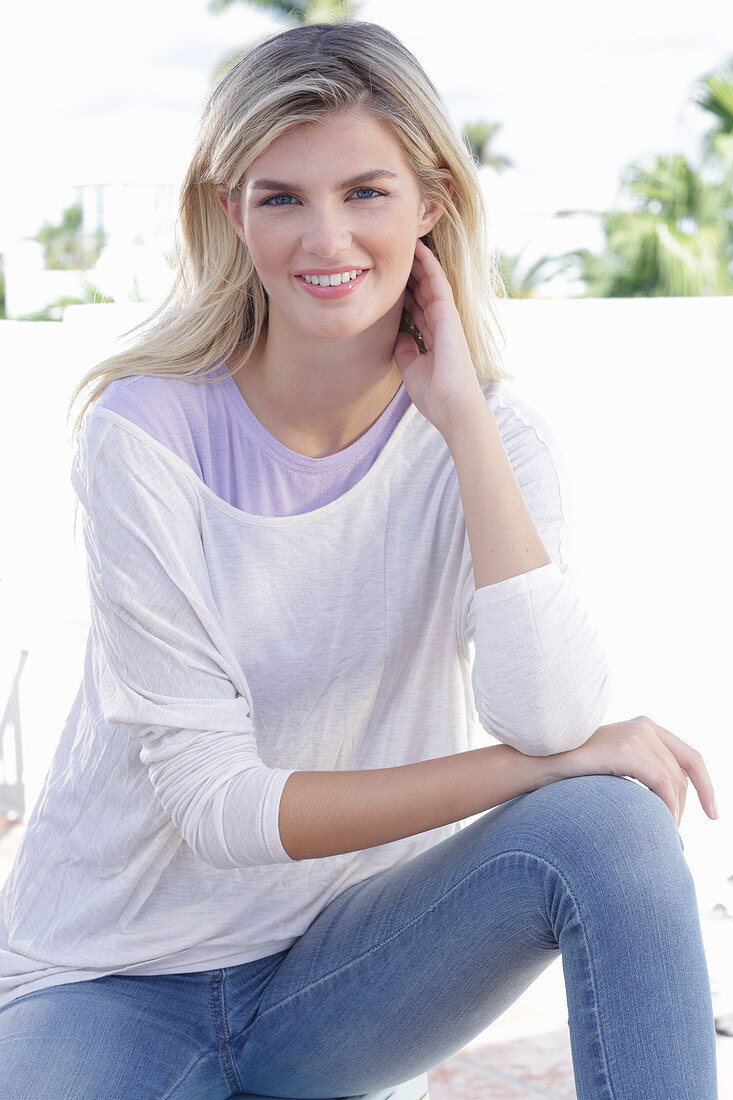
[300,270,363,286]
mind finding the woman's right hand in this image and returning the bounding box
[547,717,718,827]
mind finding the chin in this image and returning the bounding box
[302,318,374,343]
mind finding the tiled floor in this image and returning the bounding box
[1,823,731,1097]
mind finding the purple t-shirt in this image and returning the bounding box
[95,362,413,516]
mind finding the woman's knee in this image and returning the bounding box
[496,774,686,887]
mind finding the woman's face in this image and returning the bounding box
[218,109,443,346]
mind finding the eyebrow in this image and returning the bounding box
[249,170,400,191]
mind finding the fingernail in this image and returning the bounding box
[713,799,719,819]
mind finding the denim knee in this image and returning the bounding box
[495,774,688,898]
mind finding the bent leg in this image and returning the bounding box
[229,776,716,1099]
[550,776,717,1098]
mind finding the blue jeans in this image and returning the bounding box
[0,776,718,1099]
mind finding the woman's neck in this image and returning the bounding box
[230,320,404,458]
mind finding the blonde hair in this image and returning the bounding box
[69,21,508,434]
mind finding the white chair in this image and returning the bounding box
[231,1072,429,1099]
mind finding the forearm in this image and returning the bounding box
[278,743,555,860]
[442,398,550,589]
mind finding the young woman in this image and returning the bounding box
[0,21,719,1100]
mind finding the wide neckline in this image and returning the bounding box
[89,396,422,528]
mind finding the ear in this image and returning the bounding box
[417,170,454,237]
[417,198,444,238]
[216,184,246,244]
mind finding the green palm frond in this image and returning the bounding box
[694,62,733,134]
[209,0,310,18]
[621,154,701,219]
[208,0,356,19]
[498,249,576,297]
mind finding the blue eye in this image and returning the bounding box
[350,187,382,199]
[261,193,298,207]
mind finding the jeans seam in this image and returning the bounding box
[159,1049,217,1100]
[210,969,241,1093]
[254,846,616,1098]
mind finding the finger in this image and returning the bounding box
[406,276,428,313]
[648,720,718,820]
[611,723,683,824]
[415,237,442,268]
[408,254,436,299]
[393,330,422,370]
[644,739,688,826]
[630,718,690,825]
[639,726,689,796]
[412,241,455,303]
[625,755,682,825]
[403,288,427,336]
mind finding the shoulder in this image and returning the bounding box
[89,368,227,479]
[71,380,207,514]
[94,373,203,447]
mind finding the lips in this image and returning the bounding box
[295,269,369,298]
[299,269,364,287]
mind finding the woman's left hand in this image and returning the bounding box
[394,238,484,436]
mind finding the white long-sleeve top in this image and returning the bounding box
[0,379,613,1008]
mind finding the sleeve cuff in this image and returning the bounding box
[260,767,297,864]
[469,561,563,622]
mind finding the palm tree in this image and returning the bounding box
[551,56,733,298]
[559,152,732,296]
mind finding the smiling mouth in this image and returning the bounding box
[297,269,364,286]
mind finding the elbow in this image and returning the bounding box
[182,787,292,870]
[184,811,285,870]
[188,830,245,870]
[475,663,615,758]
[142,735,294,869]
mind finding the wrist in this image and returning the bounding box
[437,388,493,447]
[488,742,564,802]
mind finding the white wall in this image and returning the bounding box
[1,297,731,903]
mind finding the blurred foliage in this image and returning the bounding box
[34,203,106,271]
[18,281,114,323]
[463,120,513,172]
[209,0,357,84]
[208,0,356,23]
[556,57,733,297]
[498,249,577,299]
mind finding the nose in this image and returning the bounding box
[300,203,352,259]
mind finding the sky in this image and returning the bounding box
[1,0,732,267]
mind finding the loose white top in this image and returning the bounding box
[0,378,613,1008]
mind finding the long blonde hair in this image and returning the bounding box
[68,21,508,435]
